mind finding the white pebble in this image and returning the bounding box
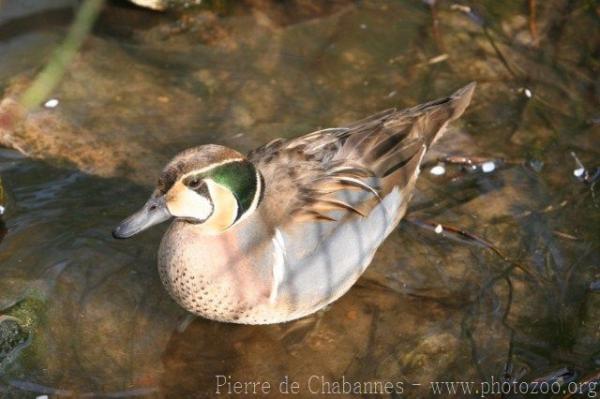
[44,98,59,108]
[430,165,446,176]
[573,167,585,177]
[36,396,49,399]
[360,24,367,29]
[524,88,532,98]
[481,161,496,173]
[427,53,449,65]
[451,4,471,13]
[434,224,443,234]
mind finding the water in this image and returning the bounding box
[0,0,598,397]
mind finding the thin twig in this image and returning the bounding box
[428,1,446,53]
[405,217,534,278]
[451,3,521,79]
[483,27,521,79]
[528,0,539,47]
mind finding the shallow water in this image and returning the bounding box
[0,0,598,397]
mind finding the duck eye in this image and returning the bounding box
[188,178,202,188]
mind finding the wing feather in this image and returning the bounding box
[249,83,476,225]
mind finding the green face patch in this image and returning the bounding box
[190,160,259,221]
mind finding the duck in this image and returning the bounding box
[113,82,476,324]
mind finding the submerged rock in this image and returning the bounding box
[0,298,44,360]
[0,263,67,373]
[0,316,29,371]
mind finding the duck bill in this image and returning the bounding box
[112,196,172,239]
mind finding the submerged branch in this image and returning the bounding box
[19,0,105,109]
[405,217,533,279]
[528,0,539,47]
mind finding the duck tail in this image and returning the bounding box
[330,82,476,202]
[373,83,476,193]
[343,82,476,174]
[411,81,476,147]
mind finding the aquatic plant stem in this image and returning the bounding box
[19,0,105,109]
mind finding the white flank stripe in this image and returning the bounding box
[269,229,286,304]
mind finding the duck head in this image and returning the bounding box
[112,144,262,239]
